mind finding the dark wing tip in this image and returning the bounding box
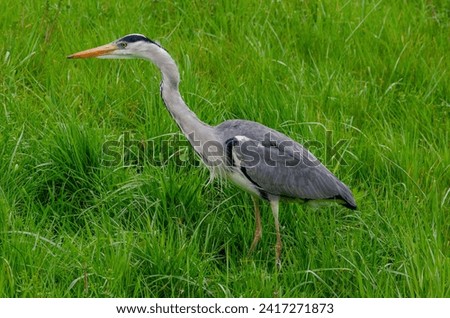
[322,194,357,210]
[337,190,357,210]
[342,200,357,210]
[334,179,357,210]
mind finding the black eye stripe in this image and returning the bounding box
[120,35,148,43]
[118,34,160,47]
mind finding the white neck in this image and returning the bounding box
[142,44,216,158]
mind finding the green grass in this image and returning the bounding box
[1,0,449,297]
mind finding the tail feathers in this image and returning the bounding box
[341,199,357,210]
[337,183,357,210]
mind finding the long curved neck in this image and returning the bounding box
[143,45,215,152]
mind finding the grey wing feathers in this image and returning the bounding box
[224,126,356,209]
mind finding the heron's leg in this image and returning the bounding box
[270,198,282,268]
[248,196,262,255]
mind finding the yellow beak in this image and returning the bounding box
[67,43,117,59]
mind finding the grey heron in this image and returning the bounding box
[68,34,357,267]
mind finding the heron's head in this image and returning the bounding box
[68,34,162,60]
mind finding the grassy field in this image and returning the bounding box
[1,0,449,297]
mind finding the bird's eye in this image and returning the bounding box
[119,42,127,49]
